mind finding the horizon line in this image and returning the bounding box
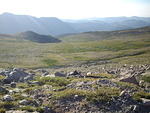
[1,12,150,20]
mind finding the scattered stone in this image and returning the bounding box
[3,95,13,101]
[54,72,66,77]
[19,99,29,105]
[141,98,150,106]
[28,81,41,85]
[10,82,16,88]
[68,70,80,75]
[42,72,49,76]
[86,72,92,76]
[96,79,117,87]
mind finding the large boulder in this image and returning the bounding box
[3,68,31,83]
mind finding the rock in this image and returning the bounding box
[86,72,92,76]
[74,95,79,99]
[96,79,117,87]
[54,72,66,77]
[42,72,49,76]
[19,99,39,107]
[10,82,16,88]
[44,106,54,113]
[69,70,80,75]
[6,110,39,113]
[6,111,27,113]
[119,75,139,85]
[67,70,83,78]
[19,99,29,105]
[28,81,41,85]
[24,75,33,82]
[139,80,144,87]
[45,74,55,77]
[119,90,126,97]
[141,98,150,106]
[3,68,30,83]
[130,105,139,112]
[3,95,13,101]
[0,86,8,94]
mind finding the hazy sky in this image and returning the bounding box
[0,0,150,19]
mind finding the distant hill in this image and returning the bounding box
[0,13,77,36]
[0,13,150,36]
[60,26,150,42]
[0,31,61,43]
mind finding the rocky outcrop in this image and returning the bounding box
[1,68,33,84]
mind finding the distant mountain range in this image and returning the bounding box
[0,13,150,36]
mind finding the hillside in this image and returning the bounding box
[60,26,150,42]
[0,31,61,43]
[0,27,149,68]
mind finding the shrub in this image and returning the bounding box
[18,106,36,112]
[0,75,5,80]
[0,108,5,113]
[36,76,70,87]
[86,87,120,104]
[52,89,86,100]
[133,91,150,102]
[17,83,29,88]
[142,74,150,83]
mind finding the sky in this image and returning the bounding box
[0,0,150,19]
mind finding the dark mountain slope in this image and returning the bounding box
[0,31,61,43]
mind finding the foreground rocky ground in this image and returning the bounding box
[0,64,150,113]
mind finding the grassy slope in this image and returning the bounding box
[0,27,150,68]
[60,26,150,42]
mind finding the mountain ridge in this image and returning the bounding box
[0,12,150,36]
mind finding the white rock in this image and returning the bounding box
[3,95,13,101]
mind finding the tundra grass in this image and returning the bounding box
[0,36,149,68]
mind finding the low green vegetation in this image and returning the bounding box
[142,74,150,83]
[0,108,5,113]
[35,76,71,87]
[51,87,120,104]
[89,73,115,79]
[133,91,150,102]
[86,87,120,103]
[52,89,86,100]
[43,59,58,67]
[0,27,150,68]
[18,106,36,112]
[0,101,17,110]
